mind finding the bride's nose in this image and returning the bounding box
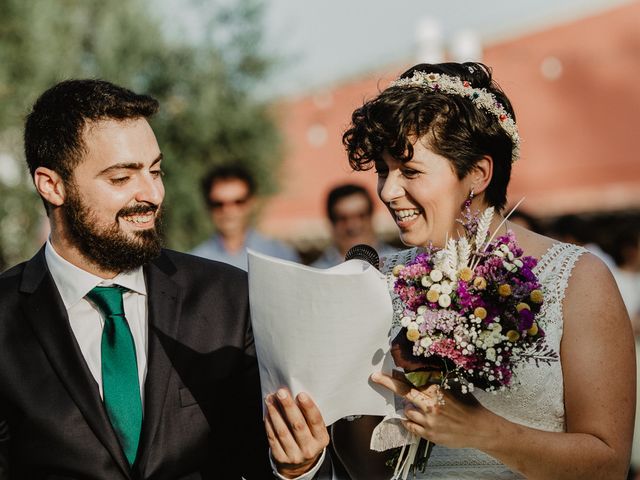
[379,172,404,204]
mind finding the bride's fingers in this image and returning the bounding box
[407,388,434,413]
[370,371,413,397]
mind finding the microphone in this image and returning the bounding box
[344,244,380,269]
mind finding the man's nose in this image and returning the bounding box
[136,174,164,205]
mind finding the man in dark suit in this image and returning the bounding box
[0,80,328,479]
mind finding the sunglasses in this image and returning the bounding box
[208,196,250,210]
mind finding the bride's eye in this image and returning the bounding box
[401,168,420,179]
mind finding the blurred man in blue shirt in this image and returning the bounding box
[191,165,299,270]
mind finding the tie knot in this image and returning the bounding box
[86,285,128,318]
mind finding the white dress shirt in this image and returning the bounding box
[44,240,148,402]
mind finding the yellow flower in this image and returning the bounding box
[392,264,405,277]
[506,330,520,342]
[426,289,440,303]
[473,277,487,290]
[498,284,512,297]
[473,307,487,320]
[406,329,421,342]
[527,323,539,336]
[530,289,543,304]
[458,267,473,282]
[516,302,530,312]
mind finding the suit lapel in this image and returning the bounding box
[20,249,132,478]
[136,252,183,466]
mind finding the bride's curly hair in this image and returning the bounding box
[342,62,515,210]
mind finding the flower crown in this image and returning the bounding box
[390,71,521,162]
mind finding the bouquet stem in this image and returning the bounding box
[392,435,432,480]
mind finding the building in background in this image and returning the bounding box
[260,1,640,252]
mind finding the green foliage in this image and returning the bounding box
[0,0,281,270]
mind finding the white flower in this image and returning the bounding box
[400,316,412,327]
[440,282,453,295]
[486,348,497,362]
[430,284,442,293]
[420,337,433,348]
[503,261,517,273]
[415,315,425,325]
[421,275,432,287]
[430,269,443,282]
[408,321,419,330]
[438,294,452,308]
[417,305,427,315]
[514,259,523,268]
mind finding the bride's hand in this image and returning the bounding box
[371,371,499,450]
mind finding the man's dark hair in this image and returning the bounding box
[201,164,257,206]
[343,62,515,210]
[326,183,373,224]
[24,79,159,182]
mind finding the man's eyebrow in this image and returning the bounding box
[98,153,163,175]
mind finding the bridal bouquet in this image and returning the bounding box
[388,206,557,478]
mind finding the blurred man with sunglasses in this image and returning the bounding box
[191,165,299,269]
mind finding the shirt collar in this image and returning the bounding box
[44,240,147,309]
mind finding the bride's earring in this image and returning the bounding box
[463,188,475,213]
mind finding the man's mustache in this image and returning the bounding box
[117,204,159,218]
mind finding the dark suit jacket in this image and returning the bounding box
[0,248,275,479]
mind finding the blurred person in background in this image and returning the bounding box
[312,183,396,268]
[191,165,300,270]
[507,208,544,235]
[551,213,617,270]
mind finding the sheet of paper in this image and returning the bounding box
[248,250,396,425]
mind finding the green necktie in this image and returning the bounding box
[87,285,142,466]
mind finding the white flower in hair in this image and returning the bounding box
[390,71,521,162]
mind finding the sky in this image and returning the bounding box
[161,0,633,97]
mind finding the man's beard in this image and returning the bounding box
[63,186,163,273]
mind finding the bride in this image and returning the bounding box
[332,62,634,479]
[265,62,634,480]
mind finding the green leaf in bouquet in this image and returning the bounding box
[405,371,442,388]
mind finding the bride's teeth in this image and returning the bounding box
[396,209,420,220]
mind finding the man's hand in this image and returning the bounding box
[264,389,329,478]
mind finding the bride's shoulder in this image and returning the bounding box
[380,247,420,273]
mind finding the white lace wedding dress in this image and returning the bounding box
[377,242,586,479]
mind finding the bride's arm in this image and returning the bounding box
[373,252,635,479]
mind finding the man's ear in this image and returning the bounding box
[469,156,493,195]
[34,167,66,207]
